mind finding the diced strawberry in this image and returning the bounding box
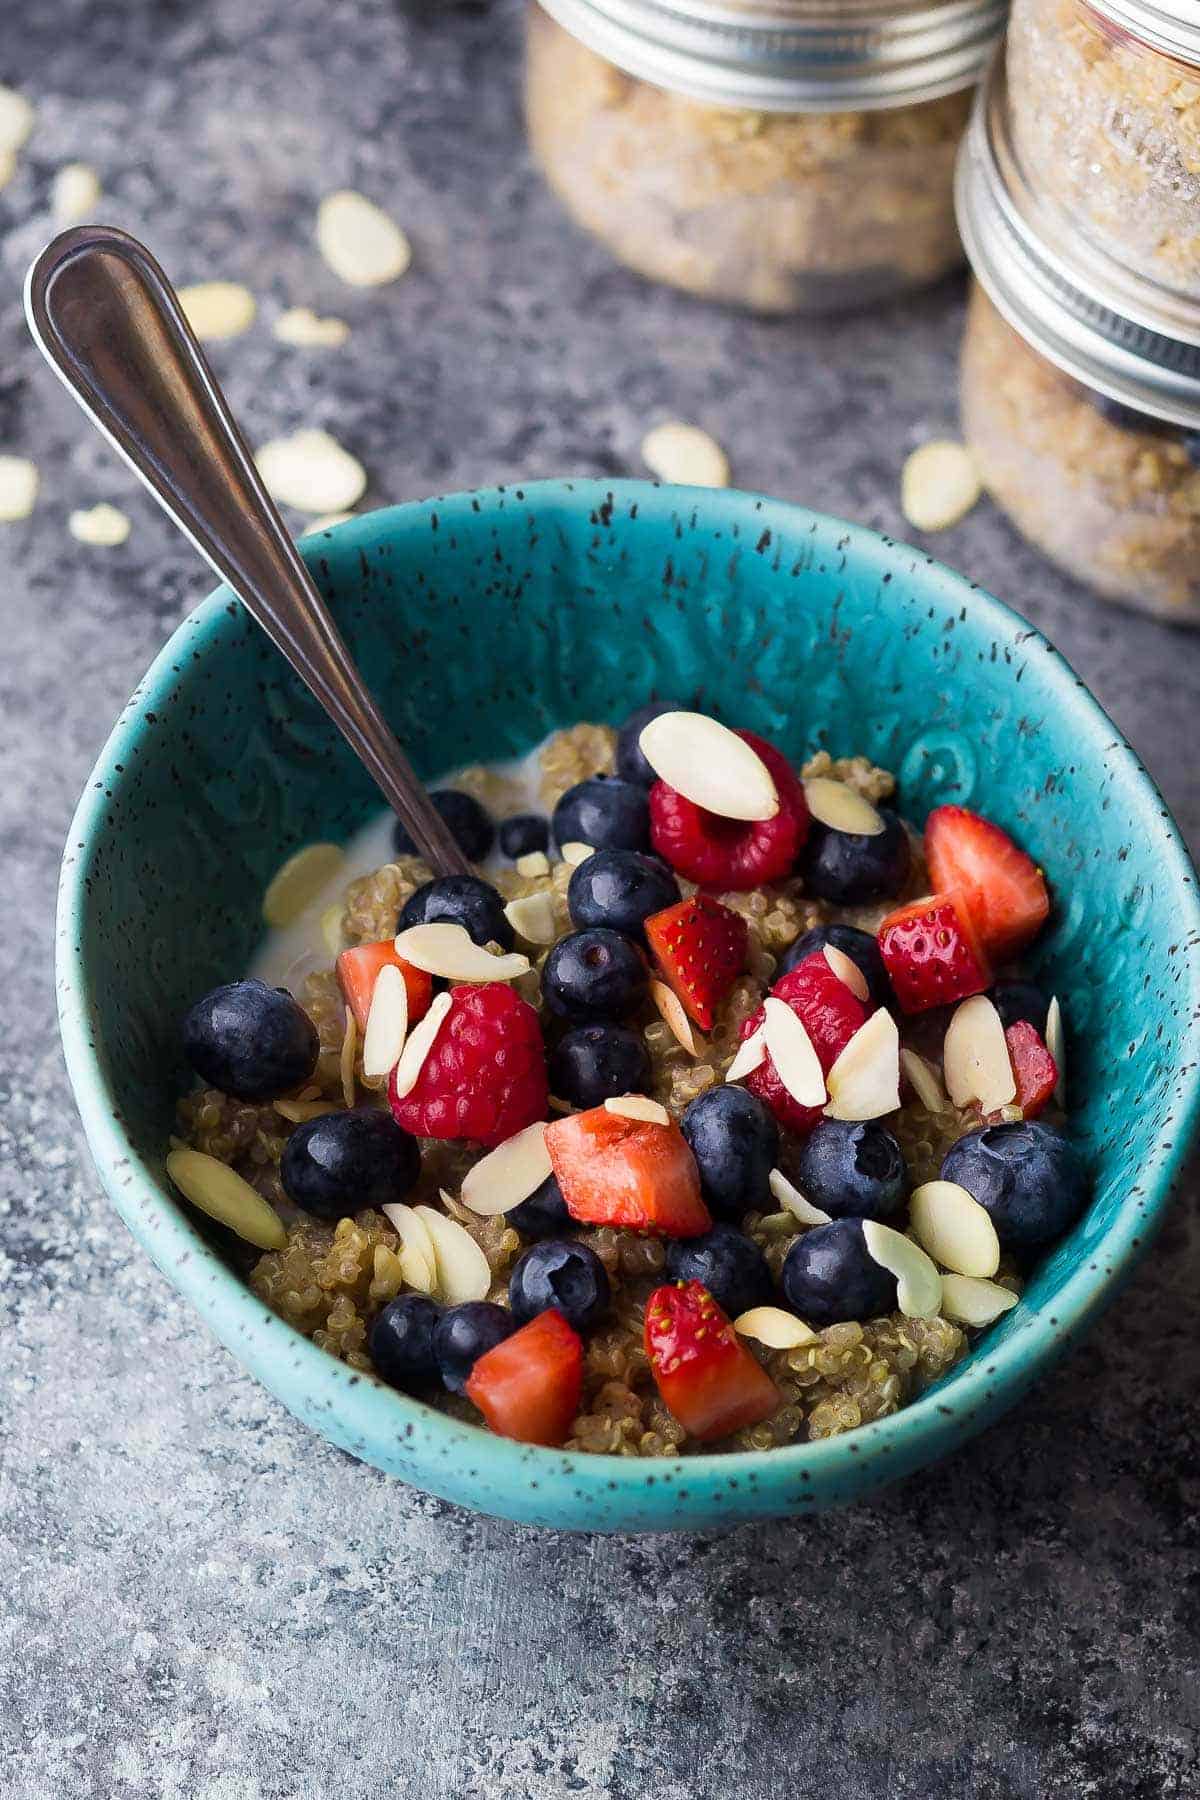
[644,1280,780,1443]
[545,1105,711,1237]
[388,983,547,1148]
[337,941,433,1034]
[1003,1020,1058,1119]
[925,805,1050,960]
[740,951,867,1134]
[465,1309,583,1447]
[644,893,748,1031]
[649,730,810,890]
[877,891,991,1015]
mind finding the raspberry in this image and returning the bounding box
[741,952,867,1134]
[648,730,810,889]
[388,983,548,1148]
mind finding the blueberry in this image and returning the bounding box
[509,1238,611,1332]
[548,1022,651,1108]
[542,928,648,1022]
[791,1120,907,1221]
[567,848,679,941]
[777,923,893,1010]
[498,813,550,860]
[508,1173,573,1240]
[182,977,319,1101]
[432,1301,515,1393]
[398,874,514,950]
[553,776,650,854]
[680,1086,778,1220]
[615,700,680,787]
[393,789,494,862]
[801,809,910,905]
[281,1106,420,1221]
[781,1219,898,1326]
[664,1224,773,1319]
[990,979,1049,1035]
[370,1293,442,1391]
[940,1120,1087,1251]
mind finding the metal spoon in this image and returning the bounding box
[24,224,470,878]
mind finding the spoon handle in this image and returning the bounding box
[25,225,469,879]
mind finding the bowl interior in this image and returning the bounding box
[59,480,1200,1529]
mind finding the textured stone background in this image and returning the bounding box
[2,1,1198,1795]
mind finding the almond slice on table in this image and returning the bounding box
[637,712,779,822]
[340,1006,357,1109]
[262,841,345,927]
[735,1306,818,1350]
[393,921,530,983]
[255,428,367,515]
[824,1008,900,1121]
[822,944,869,1003]
[640,420,730,489]
[862,1221,941,1319]
[1045,995,1066,1106]
[317,190,412,287]
[900,1047,951,1116]
[503,890,559,947]
[165,1149,287,1251]
[51,161,100,224]
[767,1167,832,1227]
[649,978,699,1055]
[725,1025,767,1084]
[461,1120,553,1217]
[943,994,1016,1114]
[604,1095,671,1126]
[0,456,38,522]
[382,1201,439,1295]
[361,962,409,1080]
[416,1202,492,1304]
[804,777,885,837]
[939,1273,1019,1327]
[901,439,981,533]
[909,1180,1000,1278]
[763,997,826,1108]
[273,306,350,348]
[390,991,453,1100]
[68,503,130,547]
[179,281,257,342]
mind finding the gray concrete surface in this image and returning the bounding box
[1,1,1198,1794]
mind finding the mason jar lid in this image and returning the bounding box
[956,48,1200,428]
[1084,1,1200,67]
[535,0,1008,111]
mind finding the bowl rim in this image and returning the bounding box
[56,480,1200,1512]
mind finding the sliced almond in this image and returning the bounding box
[641,420,730,489]
[302,511,354,534]
[416,1203,491,1304]
[637,712,779,823]
[0,455,38,522]
[604,1095,670,1126]
[1046,995,1066,1107]
[317,190,412,287]
[262,842,345,927]
[256,428,367,514]
[939,1273,1019,1327]
[382,1201,439,1294]
[515,850,550,878]
[165,1149,287,1251]
[650,978,697,1055]
[393,921,530,982]
[768,1167,832,1226]
[179,281,257,342]
[51,161,100,224]
[0,86,34,154]
[824,1008,900,1121]
[503,890,558,947]
[804,777,884,837]
[943,994,1016,1114]
[273,306,350,348]
[320,902,346,957]
[560,841,594,867]
[274,1098,339,1124]
[862,1220,941,1319]
[909,1179,1000,1278]
[734,1306,818,1350]
[340,1006,357,1110]
[391,991,453,1100]
[823,943,869,1003]
[763,997,826,1109]
[725,1025,766,1084]
[900,1047,951,1115]
[68,502,131,547]
[461,1120,553,1216]
[901,439,981,533]
[362,962,409,1080]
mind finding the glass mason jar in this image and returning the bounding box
[1008,0,1200,301]
[525,0,1007,313]
[957,48,1200,623]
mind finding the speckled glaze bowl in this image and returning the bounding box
[58,480,1200,1531]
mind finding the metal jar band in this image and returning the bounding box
[1084,0,1200,68]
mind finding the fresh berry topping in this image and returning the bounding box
[542,928,648,1023]
[740,952,867,1134]
[616,700,680,787]
[567,848,679,941]
[877,891,992,1015]
[181,977,319,1102]
[498,812,550,860]
[780,1218,898,1326]
[940,1120,1086,1250]
[281,1105,421,1221]
[664,1224,773,1319]
[644,894,748,1031]
[643,1280,781,1442]
[336,941,433,1034]
[388,983,548,1148]
[369,1293,442,1391]
[924,805,1050,960]
[777,923,892,1010]
[1001,1021,1058,1120]
[398,875,514,951]
[553,776,650,854]
[545,1104,711,1237]
[507,1172,573,1240]
[509,1238,612,1332]
[680,1085,778,1220]
[393,789,494,862]
[990,978,1049,1035]
[648,730,810,890]
[465,1308,583,1446]
[801,808,911,905]
[548,1022,652,1109]
[432,1301,516,1394]
[790,1119,908,1221]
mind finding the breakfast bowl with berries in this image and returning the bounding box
[58,480,1200,1530]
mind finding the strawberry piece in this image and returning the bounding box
[644,894,748,1031]
[336,941,433,1034]
[1003,1020,1058,1119]
[545,1105,711,1237]
[388,983,547,1148]
[877,891,992,1015]
[648,730,810,890]
[644,1280,781,1443]
[465,1309,583,1447]
[740,951,867,1134]
[925,805,1050,960]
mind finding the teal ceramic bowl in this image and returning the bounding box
[58,479,1200,1531]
